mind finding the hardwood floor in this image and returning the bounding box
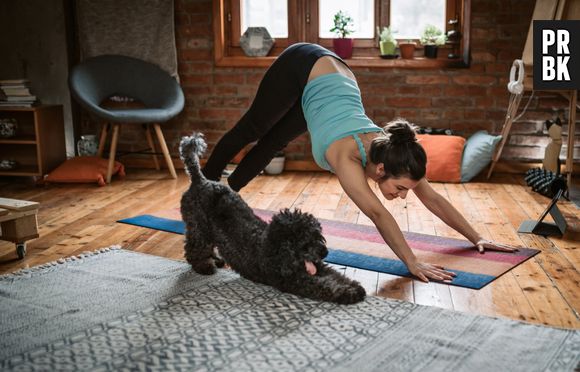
[1,169,578,329]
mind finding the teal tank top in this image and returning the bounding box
[302,73,383,171]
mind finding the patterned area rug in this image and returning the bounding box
[118,208,540,289]
[1,248,577,371]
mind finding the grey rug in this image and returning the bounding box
[0,248,578,371]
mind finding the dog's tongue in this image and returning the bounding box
[305,260,317,276]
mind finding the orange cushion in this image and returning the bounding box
[417,134,465,183]
[44,156,125,186]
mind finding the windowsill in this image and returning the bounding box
[214,55,469,68]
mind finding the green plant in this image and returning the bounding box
[377,26,398,45]
[419,24,447,46]
[329,11,354,38]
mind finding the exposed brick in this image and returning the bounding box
[179,49,212,61]
[471,52,496,63]
[432,97,473,107]
[214,86,238,95]
[396,86,421,95]
[405,75,449,85]
[181,74,212,85]
[214,74,245,85]
[451,75,497,85]
[384,97,431,108]
[199,108,244,120]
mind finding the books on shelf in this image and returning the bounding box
[0,79,38,107]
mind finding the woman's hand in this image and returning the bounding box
[407,261,457,283]
[474,239,519,254]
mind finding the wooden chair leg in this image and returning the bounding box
[97,123,109,158]
[153,123,177,179]
[144,124,160,171]
[106,124,120,184]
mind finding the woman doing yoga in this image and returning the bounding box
[202,43,517,282]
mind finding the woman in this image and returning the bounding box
[202,43,517,282]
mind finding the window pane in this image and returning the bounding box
[391,0,446,40]
[241,0,288,38]
[319,0,374,38]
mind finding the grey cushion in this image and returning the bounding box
[69,55,184,123]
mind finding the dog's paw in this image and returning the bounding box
[335,283,366,304]
[192,260,217,275]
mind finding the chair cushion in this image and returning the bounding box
[417,134,466,183]
[460,131,502,182]
[44,156,125,186]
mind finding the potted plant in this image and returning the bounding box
[398,39,416,59]
[377,26,398,57]
[420,24,447,58]
[264,151,285,175]
[330,10,354,59]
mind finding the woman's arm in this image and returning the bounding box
[333,158,455,282]
[413,179,518,253]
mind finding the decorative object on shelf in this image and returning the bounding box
[240,27,275,57]
[0,118,17,138]
[0,159,18,170]
[264,151,285,175]
[446,18,461,59]
[399,41,416,59]
[77,134,99,156]
[377,26,398,57]
[542,117,563,173]
[420,24,447,59]
[330,10,354,59]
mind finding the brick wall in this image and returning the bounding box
[82,0,579,165]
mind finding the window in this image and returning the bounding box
[318,0,375,39]
[390,0,446,39]
[214,0,471,67]
[240,0,288,38]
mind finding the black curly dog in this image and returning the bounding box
[179,133,366,304]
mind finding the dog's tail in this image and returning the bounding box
[179,132,207,184]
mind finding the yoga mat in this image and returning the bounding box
[118,209,540,289]
[2,249,577,371]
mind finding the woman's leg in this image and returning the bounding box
[227,102,307,191]
[202,52,302,181]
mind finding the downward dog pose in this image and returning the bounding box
[203,43,518,283]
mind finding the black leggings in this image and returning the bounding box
[202,43,348,191]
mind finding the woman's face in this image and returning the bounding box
[378,176,419,200]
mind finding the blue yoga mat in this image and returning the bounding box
[118,214,495,289]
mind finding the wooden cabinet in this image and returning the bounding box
[0,105,66,177]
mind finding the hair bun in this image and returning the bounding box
[384,118,418,145]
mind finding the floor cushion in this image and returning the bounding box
[417,134,465,183]
[44,156,125,186]
[461,131,502,182]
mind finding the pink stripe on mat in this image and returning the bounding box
[252,209,537,265]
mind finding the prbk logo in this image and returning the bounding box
[533,20,579,90]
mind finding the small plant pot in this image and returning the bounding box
[424,45,438,59]
[333,38,353,59]
[399,43,416,59]
[264,156,285,175]
[379,40,396,56]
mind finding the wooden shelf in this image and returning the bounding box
[0,165,39,176]
[0,105,65,177]
[0,135,37,144]
[215,55,468,68]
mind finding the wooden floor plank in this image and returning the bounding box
[463,181,578,327]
